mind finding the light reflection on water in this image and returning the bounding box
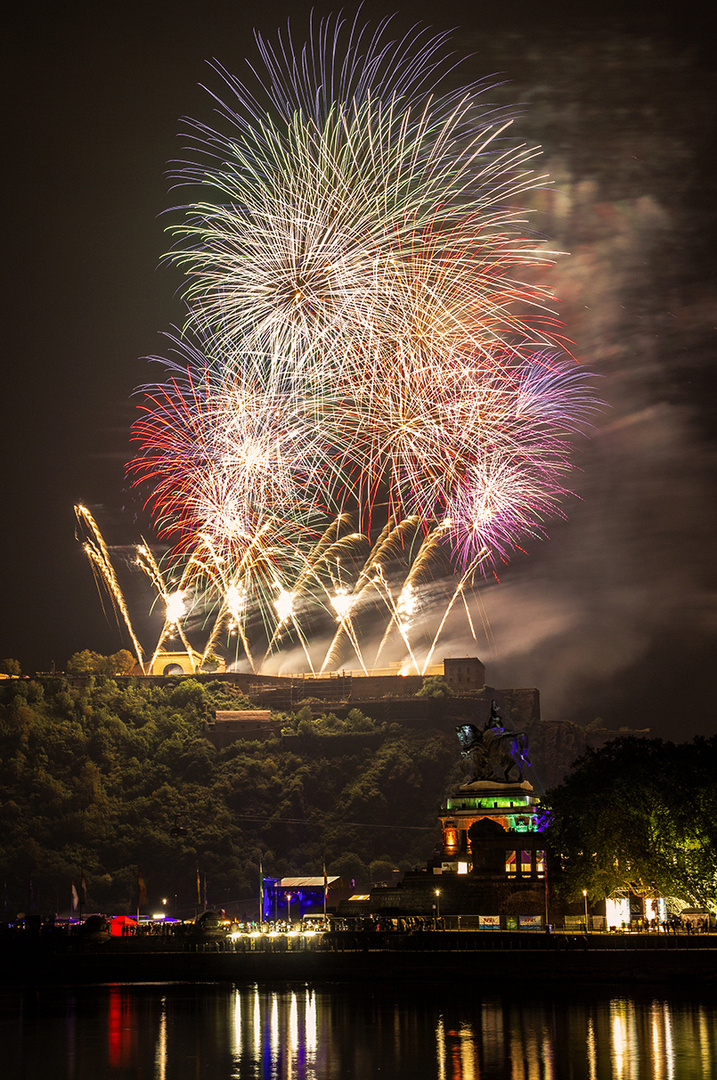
[2,982,717,1079]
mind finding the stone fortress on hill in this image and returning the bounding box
[138,652,642,791]
[208,656,538,734]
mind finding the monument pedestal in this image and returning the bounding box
[439,780,540,866]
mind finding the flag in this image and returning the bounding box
[138,871,147,905]
[323,864,328,898]
[80,871,87,904]
[71,882,79,910]
[196,868,201,905]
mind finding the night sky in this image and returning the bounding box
[3,1,715,739]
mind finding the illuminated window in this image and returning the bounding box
[505,851,517,876]
[444,827,459,853]
[606,896,630,929]
[535,850,545,878]
[521,851,532,875]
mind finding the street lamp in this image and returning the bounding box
[583,889,589,932]
[286,892,292,926]
[435,889,441,922]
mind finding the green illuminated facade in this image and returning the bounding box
[429,777,550,922]
[444,793,540,833]
[439,782,543,869]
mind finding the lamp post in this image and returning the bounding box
[435,889,441,925]
[583,889,589,932]
[287,892,292,927]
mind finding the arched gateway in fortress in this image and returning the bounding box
[147,650,227,676]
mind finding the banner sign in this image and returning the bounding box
[478,915,500,929]
[519,915,543,929]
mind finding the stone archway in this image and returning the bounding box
[149,650,197,676]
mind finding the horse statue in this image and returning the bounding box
[456,701,531,783]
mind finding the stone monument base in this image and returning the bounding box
[456,779,534,795]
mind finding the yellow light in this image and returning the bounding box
[165,590,186,624]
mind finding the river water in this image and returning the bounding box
[3,981,717,1079]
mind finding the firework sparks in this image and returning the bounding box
[165,590,187,626]
[75,505,147,673]
[101,13,597,673]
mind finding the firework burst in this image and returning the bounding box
[119,12,597,672]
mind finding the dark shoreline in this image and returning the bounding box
[4,930,717,987]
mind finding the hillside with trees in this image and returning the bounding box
[0,674,455,917]
[3,665,689,920]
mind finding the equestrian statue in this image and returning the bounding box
[456,700,531,784]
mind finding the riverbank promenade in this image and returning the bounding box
[4,927,717,987]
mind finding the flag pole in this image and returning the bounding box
[259,857,264,924]
[137,868,147,923]
[323,862,328,918]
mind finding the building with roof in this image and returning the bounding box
[262,876,352,921]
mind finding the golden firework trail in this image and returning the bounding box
[76,509,483,677]
[75,505,147,674]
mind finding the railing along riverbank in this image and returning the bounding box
[3,926,717,987]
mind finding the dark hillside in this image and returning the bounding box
[0,676,455,917]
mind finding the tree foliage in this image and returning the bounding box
[415,676,455,698]
[0,675,454,917]
[543,736,717,909]
[67,650,136,675]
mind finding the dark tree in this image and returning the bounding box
[543,736,717,908]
